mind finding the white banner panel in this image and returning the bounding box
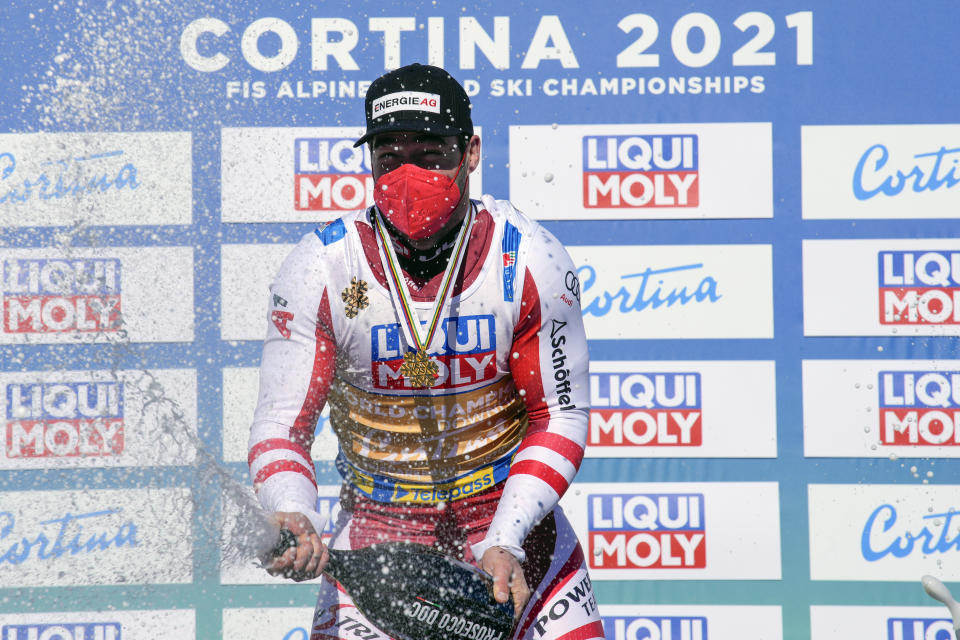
[221,243,291,341]
[559,482,781,580]
[601,605,782,640]
[0,246,194,343]
[802,125,960,219]
[222,608,315,640]
[587,360,776,458]
[810,605,956,640]
[803,239,960,336]
[809,484,960,581]
[570,244,773,339]
[510,123,772,220]
[804,359,960,458]
[0,368,197,469]
[0,609,196,640]
[0,488,193,587]
[222,366,335,463]
[220,484,341,585]
[0,132,192,227]
[221,126,483,223]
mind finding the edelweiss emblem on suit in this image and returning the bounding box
[341,277,369,319]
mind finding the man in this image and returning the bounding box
[249,63,602,640]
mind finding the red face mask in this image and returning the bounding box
[373,155,466,240]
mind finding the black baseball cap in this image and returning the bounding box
[353,63,473,147]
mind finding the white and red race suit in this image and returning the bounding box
[249,195,603,640]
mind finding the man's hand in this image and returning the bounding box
[265,511,328,582]
[480,546,532,621]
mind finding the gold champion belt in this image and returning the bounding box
[336,451,516,504]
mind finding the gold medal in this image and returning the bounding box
[399,348,440,388]
[372,204,475,390]
[341,277,369,319]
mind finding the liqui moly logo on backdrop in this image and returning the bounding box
[589,373,701,447]
[588,493,706,569]
[878,371,960,445]
[2,622,122,639]
[5,381,124,458]
[878,251,960,325]
[294,137,373,211]
[370,315,497,390]
[603,616,707,640]
[2,258,122,334]
[886,618,954,640]
[314,495,341,543]
[582,135,698,208]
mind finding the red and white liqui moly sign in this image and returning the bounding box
[0,247,194,344]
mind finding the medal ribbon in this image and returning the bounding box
[372,202,475,357]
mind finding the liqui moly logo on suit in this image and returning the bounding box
[5,381,124,458]
[879,251,960,325]
[2,258,122,334]
[878,370,960,445]
[370,315,497,390]
[588,493,706,570]
[293,137,373,211]
[590,372,701,447]
[582,135,698,209]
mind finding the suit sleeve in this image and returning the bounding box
[472,226,589,561]
[248,240,337,534]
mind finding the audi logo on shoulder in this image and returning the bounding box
[565,270,581,302]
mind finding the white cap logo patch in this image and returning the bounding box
[371,91,441,118]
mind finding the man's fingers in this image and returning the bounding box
[266,534,326,582]
[492,564,511,603]
[265,546,296,575]
[302,535,328,578]
[293,538,313,570]
[311,546,330,577]
[510,570,532,619]
[481,547,528,613]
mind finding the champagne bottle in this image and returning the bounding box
[273,529,515,640]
